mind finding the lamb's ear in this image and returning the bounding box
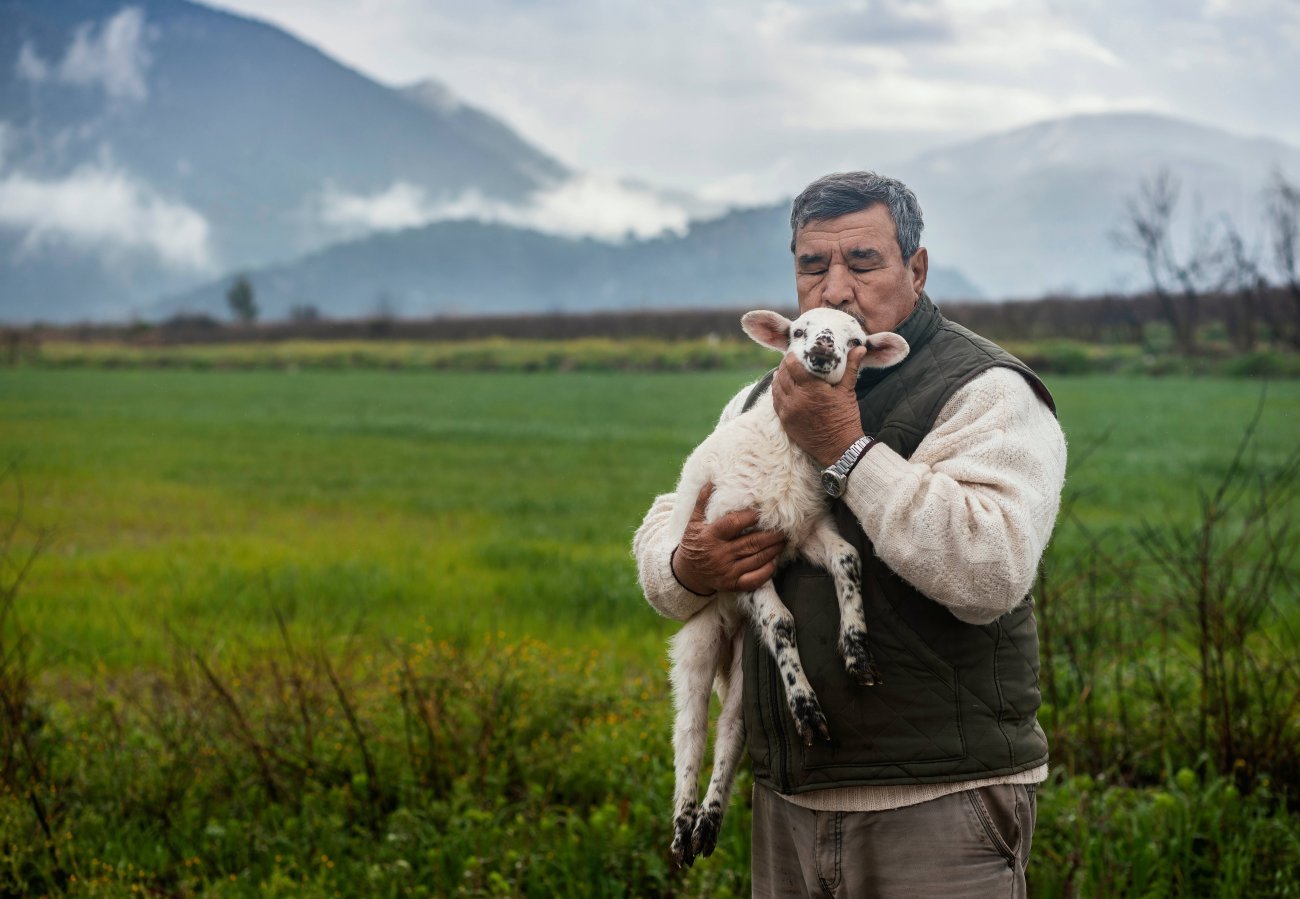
[861,332,910,369]
[741,311,793,352]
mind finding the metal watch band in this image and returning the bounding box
[832,435,874,476]
[821,435,875,497]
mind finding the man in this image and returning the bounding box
[633,171,1067,897]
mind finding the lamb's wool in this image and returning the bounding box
[660,309,908,865]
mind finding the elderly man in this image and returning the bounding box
[633,171,1066,897]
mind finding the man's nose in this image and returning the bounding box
[820,264,854,308]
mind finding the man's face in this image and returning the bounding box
[793,204,929,334]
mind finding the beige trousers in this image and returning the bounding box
[751,782,1036,898]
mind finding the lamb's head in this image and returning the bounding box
[741,308,909,384]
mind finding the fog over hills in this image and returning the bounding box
[2,0,1298,323]
[0,0,567,319]
[156,205,984,320]
[894,113,1300,299]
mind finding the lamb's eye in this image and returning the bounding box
[848,338,863,348]
[793,329,805,338]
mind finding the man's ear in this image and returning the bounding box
[861,332,910,369]
[909,246,928,296]
[741,310,793,351]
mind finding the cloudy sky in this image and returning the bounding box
[204,0,1300,202]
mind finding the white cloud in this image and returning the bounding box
[14,42,49,82]
[319,175,691,242]
[15,7,152,101]
[0,163,214,270]
[205,0,1300,189]
[319,181,432,232]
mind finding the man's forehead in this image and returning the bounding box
[794,206,897,248]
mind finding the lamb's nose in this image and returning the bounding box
[815,334,834,348]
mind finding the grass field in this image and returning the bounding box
[2,367,1299,896]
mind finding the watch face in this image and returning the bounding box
[822,470,844,497]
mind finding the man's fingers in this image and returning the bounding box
[710,507,762,538]
[734,539,785,572]
[733,560,780,593]
[690,482,715,521]
[781,352,818,385]
[841,345,867,388]
[713,515,784,555]
[734,528,786,558]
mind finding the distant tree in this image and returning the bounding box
[1218,217,1265,352]
[1112,169,1225,354]
[288,304,321,323]
[227,275,258,324]
[373,290,398,321]
[1265,169,1300,347]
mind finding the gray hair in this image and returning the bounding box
[789,171,924,261]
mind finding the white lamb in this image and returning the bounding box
[664,307,909,867]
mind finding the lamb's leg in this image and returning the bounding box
[803,518,881,686]
[668,603,728,868]
[692,626,747,859]
[742,581,829,745]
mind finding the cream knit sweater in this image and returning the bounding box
[633,366,1067,812]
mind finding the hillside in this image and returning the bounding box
[894,112,1300,298]
[0,0,567,319]
[156,205,985,319]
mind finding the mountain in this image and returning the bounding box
[161,110,1300,320]
[5,2,1297,322]
[0,0,567,320]
[157,204,984,320]
[892,112,1300,298]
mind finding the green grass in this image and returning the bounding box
[2,368,761,671]
[3,368,1296,667]
[1,368,1298,896]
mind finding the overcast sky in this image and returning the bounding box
[202,0,1300,200]
[201,0,1300,201]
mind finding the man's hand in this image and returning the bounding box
[672,483,787,595]
[772,345,868,468]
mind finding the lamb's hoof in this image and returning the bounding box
[841,633,884,687]
[692,802,723,859]
[791,693,831,746]
[846,654,884,687]
[671,805,698,868]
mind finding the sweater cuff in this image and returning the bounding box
[844,441,916,503]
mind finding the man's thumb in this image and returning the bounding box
[691,482,714,520]
[842,345,868,389]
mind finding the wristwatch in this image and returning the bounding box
[821,435,875,498]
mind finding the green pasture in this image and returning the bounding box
[1,367,1298,896]
[3,368,1297,668]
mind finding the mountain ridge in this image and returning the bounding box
[3,0,1297,321]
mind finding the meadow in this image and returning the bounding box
[1,364,1298,896]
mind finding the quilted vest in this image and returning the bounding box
[741,292,1055,794]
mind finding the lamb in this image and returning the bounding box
[663,307,909,867]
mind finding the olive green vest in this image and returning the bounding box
[742,293,1055,794]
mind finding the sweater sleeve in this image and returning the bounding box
[840,367,1066,625]
[632,380,761,622]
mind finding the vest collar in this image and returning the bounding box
[856,290,941,392]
